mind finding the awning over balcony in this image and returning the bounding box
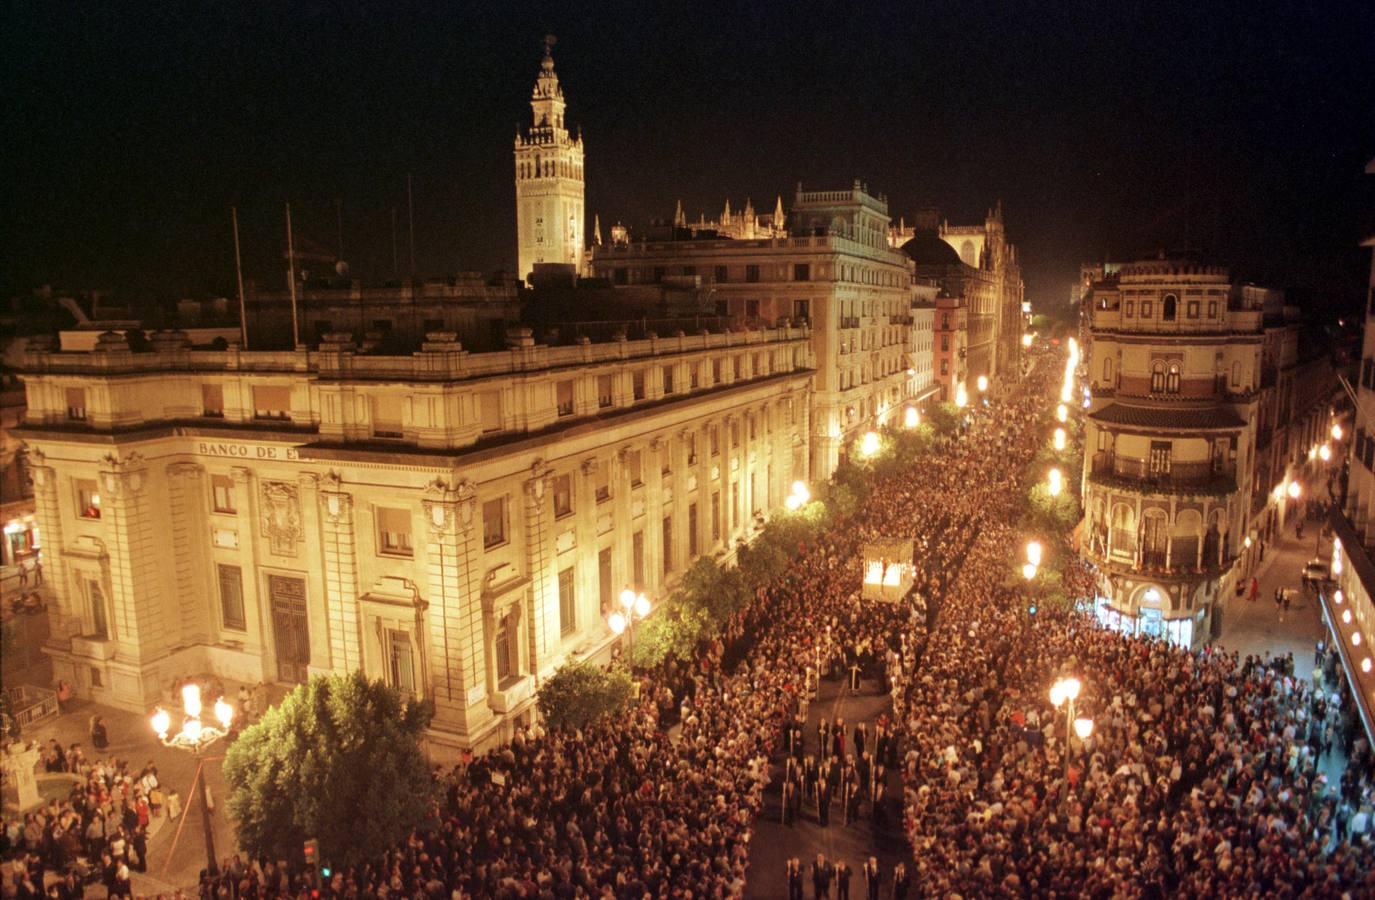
[1089,403,1246,431]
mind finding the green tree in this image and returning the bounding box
[222,673,433,869]
[535,661,633,731]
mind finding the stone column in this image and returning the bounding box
[422,478,487,734]
[523,460,555,673]
[319,472,360,675]
[229,466,271,681]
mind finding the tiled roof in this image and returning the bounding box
[1089,403,1246,430]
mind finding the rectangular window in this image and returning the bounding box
[87,577,108,639]
[556,380,574,417]
[76,479,101,519]
[680,265,695,277]
[662,366,674,394]
[1141,301,1153,318]
[688,503,699,557]
[371,395,402,438]
[745,264,760,283]
[1148,441,1172,475]
[633,371,646,401]
[371,319,393,333]
[746,299,760,319]
[712,359,723,384]
[632,531,645,588]
[598,547,613,613]
[494,614,514,681]
[794,263,810,281]
[553,473,573,519]
[793,299,810,322]
[479,391,502,433]
[65,387,87,421]
[377,506,413,557]
[597,374,614,408]
[730,419,741,448]
[731,481,740,532]
[595,464,611,503]
[202,384,224,417]
[662,515,673,575]
[313,320,333,339]
[711,491,721,540]
[558,567,576,637]
[628,450,643,487]
[1187,301,1199,318]
[941,335,950,351]
[690,365,700,390]
[710,425,720,456]
[389,630,415,693]
[714,265,729,283]
[252,385,291,420]
[212,475,236,513]
[218,564,246,631]
[482,497,507,549]
[1124,301,1134,317]
[1208,300,1217,317]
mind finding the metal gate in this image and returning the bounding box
[268,575,310,683]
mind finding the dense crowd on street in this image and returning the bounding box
[5,349,1374,898]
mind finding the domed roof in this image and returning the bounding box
[900,231,961,266]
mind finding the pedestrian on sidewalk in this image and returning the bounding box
[17,559,28,587]
[1249,577,1259,603]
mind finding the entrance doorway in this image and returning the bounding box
[268,574,310,683]
[1139,606,1164,638]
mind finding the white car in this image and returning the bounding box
[1303,559,1331,583]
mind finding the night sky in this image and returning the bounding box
[4,0,1373,310]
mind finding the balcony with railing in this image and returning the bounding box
[1088,452,1238,495]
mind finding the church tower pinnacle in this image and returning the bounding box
[514,36,585,284]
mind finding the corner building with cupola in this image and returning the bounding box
[1080,259,1262,647]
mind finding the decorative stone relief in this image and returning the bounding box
[422,476,476,535]
[259,481,304,556]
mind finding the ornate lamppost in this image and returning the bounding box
[151,684,233,876]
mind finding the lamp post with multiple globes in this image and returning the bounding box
[609,587,652,650]
[151,683,234,876]
[1050,676,1093,782]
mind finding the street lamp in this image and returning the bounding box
[1053,428,1066,451]
[1022,562,1038,581]
[1333,423,1344,441]
[1022,333,1033,348]
[1025,541,1043,567]
[609,588,651,648]
[1320,443,1332,462]
[1056,403,1068,423]
[904,406,919,429]
[1050,676,1085,781]
[860,431,880,458]
[784,480,810,511]
[977,374,989,393]
[955,383,969,408]
[151,683,233,876]
[1047,468,1063,497]
[1074,717,1094,741]
[1287,480,1301,500]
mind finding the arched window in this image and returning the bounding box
[1163,294,1178,321]
[1231,361,1241,387]
[1103,357,1114,383]
[1151,361,1166,393]
[1166,362,1181,394]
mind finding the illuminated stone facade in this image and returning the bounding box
[15,325,812,750]
[592,183,921,479]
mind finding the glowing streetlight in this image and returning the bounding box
[955,383,968,408]
[1053,428,1066,451]
[1056,403,1068,423]
[1073,718,1094,740]
[1022,333,1033,348]
[1023,562,1038,581]
[791,481,810,504]
[610,588,651,645]
[1026,541,1043,567]
[1333,423,1344,441]
[151,682,234,876]
[1319,443,1332,462]
[977,374,989,393]
[785,494,802,511]
[608,611,627,635]
[904,406,919,429]
[1048,468,1063,497]
[860,431,880,458]
[1287,480,1301,500]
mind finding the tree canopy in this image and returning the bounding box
[222,672,433,868]
[535,661,633,731]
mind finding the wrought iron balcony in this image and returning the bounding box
[1088,452,1237,495]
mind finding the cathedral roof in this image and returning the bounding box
[899,231,961,266]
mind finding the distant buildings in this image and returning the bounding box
[1080,256,1338,647]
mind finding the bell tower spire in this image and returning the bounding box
[514,35,586,284]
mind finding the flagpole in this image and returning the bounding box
[285,202,300,350]
[407,174,416,278]
[231,206,249,350]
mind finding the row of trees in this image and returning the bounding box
[223,402,973,868]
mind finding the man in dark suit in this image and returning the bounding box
[835,859,852,900]
[787,857,805,900]
[817,777,831,827]
[863,857,881,900]
[782,778,796,825]
[811,854,833,899]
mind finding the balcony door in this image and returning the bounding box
[268,575,310,684]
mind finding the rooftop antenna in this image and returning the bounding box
[407,174,417,279]
[231,206,249,349]
[334,198,345,261]
[390,206,399,278]
[285,202,300,349]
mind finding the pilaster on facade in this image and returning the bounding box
[27,462,74,640]
[522,460,556,674]
[98,452,163,664]
[318,472,361,675]
[166,462,211,647]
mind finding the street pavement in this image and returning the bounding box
[1216,522,1327,681]
[745,672,907,899]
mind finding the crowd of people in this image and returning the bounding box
[6,348,1375,898]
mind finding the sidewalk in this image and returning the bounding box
[1216,525,1326,681]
